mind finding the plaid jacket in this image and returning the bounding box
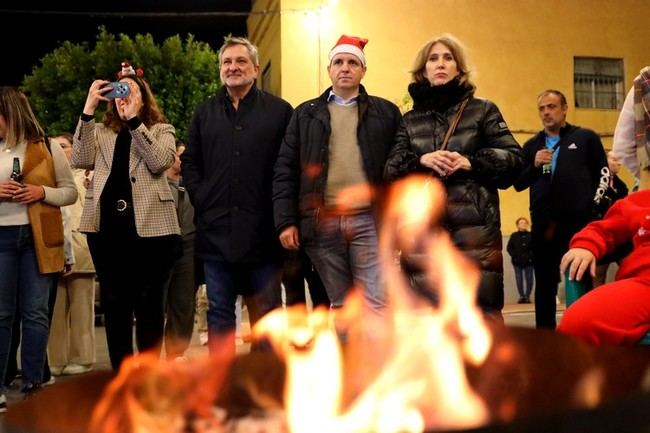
[72,119,180,237]
[633,66,650,171]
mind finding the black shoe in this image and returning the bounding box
[20,383,43,399]
[517,297,526,304]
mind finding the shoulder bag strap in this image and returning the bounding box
[439,98,469,151]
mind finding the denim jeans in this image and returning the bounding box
[0,225,54,391]
[204,260,281,346]
[514,265,534,298]
[305,211,384,310]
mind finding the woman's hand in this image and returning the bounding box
[0,180,22,201]
[83,80,111,116]
[560,247,596,282]
[12,183,45,204]
[420,150,471,177]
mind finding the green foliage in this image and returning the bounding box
[395,93,413,114]
[22,26,221,141]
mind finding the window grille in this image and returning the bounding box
[574,57,624,109]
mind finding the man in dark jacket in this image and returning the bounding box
[273,35,401,312]
[181,37,293,348]
[514,89,609,329]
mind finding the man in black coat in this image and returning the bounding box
[273,35,401,313]
[514,89,610,329]
[181,37,293,348]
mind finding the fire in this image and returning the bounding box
[255,175,492,433]
[88,175,494,433]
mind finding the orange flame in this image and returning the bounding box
[255,175,492,433]
[91,174,493,433]
[89,336,236,433]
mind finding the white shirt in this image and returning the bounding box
[613,87,638,178]
[0,140,30,225]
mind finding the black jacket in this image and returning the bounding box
[182,86,293,263]
[506,231,533,267]
[273,85,402,242]
[514,124,610,223]
[384,82,524,312]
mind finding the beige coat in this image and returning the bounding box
[65,169,95,273]
[72,120,180,237]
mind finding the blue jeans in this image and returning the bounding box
[0,225,54,390]
[204,260,281,344]
[514,265,534,298]
[305,211,384,310]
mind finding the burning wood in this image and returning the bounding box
[5,176,650,433]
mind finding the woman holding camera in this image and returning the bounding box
[384,34,523,316]
[73,63,180,369]
[0,87,76,404]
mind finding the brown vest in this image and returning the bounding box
[23,138,64,274]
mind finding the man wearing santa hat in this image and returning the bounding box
[273,35,402,313]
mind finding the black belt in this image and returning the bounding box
[116,199,132,212]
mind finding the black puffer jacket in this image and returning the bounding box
[273,85,402,242]
[384,80,524,313]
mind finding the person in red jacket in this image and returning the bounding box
[557,189,650,346]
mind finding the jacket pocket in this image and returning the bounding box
[158,189,175,202]
[41,209,64,247]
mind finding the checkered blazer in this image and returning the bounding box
[72,118,181,237]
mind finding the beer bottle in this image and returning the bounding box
[10,157,23,185]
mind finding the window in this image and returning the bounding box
[574,57,624,110]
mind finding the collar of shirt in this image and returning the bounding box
[544,134,560,149]
[327,91,359,106]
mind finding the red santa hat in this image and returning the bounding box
[328,35,368,66]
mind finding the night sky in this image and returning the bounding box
[1,0,252,86]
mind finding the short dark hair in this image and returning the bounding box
[537,89,567,107]
[515,217,529,225]
[53,131,73,144]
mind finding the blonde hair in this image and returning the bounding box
[409,34,476,90]
[0,87,45,148]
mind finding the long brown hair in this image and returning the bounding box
[102,75,167,133]
[0,87,45,148]
[409,34,476,90]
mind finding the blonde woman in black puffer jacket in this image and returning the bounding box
[384,34,524,316]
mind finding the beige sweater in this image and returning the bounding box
[325,103,369,211]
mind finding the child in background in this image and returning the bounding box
[506,217,534,304]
